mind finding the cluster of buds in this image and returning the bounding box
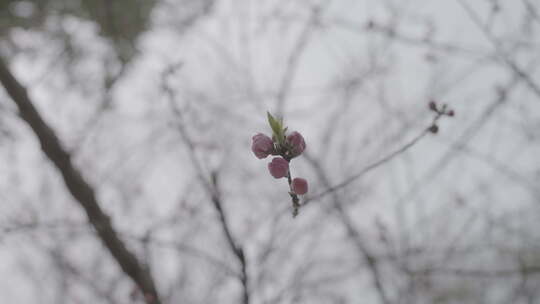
[251,112,308,216]
[428,100,455,134]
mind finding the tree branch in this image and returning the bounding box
[275,3,327,117]
[162,67,250,304]
[305,153,392,304]
[304,112,444,204]
[457,0,540,101]
[0,56,161,304]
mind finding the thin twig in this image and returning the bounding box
[275,3,328,117]
[162,67,250,304]
[408,266,540,277]
[304,113,443,204]
[305,153,392,304]
[286,164,300,217]
[394,76,519,208]
[457,0,540,101]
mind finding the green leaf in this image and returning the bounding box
[267,111,284,144]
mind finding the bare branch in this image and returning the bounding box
[304,111,445,204]
[162,67,250,304]
[305,152,391,304]
[394,76,520,207]
[408,266,540,278]
[275,3,327,117]
[457,0,540,100]
[0,56,161,304]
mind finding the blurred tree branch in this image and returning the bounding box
[458,0,540,101]
[305,152,392,304]
[305,110,446,204]
[0,56,161,304]
[162,65,251,304]
[275,3,327,117]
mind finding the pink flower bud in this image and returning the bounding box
[251,133,274,159]
[291,178,308,195]
[286,131,306,157]
[268,157,289,179]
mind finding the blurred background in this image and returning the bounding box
[1,0,540,303]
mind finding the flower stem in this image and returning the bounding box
[286,168,300,217]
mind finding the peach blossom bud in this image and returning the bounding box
[268,157,289,179]
[291,178,308,195]
[286,131,306,157]
[251,133,274,159]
